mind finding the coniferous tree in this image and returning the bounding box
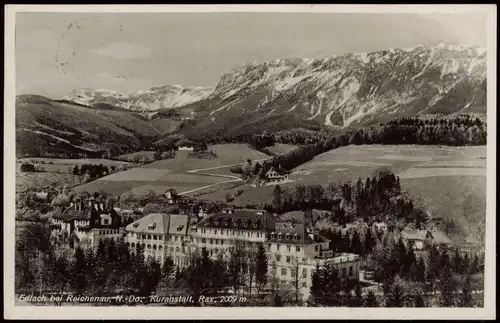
[437,264,457,307]
[310,263,322,304]
[255,243,268,296]
[385,276,406,307]
[414,292,425,307]
[71,246,87,293]
[364,289,379,307]
[353,284,363,307]
[458,273,473,307]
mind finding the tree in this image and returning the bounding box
[228,241,247,295]
[255,243,268,297]
[458,273,473,307]
[272,185,283,212]
[364,289,378,307]
[72,165,80,175]
[310,263,322,304]
[353,284,363,307]
[414,292,426,307]
[162,256,175,278]
[385,275,406,307]
[437,265,457,307]
[71,246,87,293]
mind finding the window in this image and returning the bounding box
[209,239,213,245]
[153,235,157,240]
[349,266,353,276]
[281,268,287,276]
[148,235,152,240]
[287,245,291,252]
[291,269,296,278]
[202,238,206,244]
[302,268,307,278]
[276,255,281,262]
[174,236,178,242]
[342,267,347,277]
[314,245,319,252]
[286,256,291,263]
[214,229,218,235]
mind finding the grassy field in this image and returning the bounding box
[19,158,133,167]
[73,144,270,196]
[264,143,299,156]
[197,145,487,242]
[116,151,156,162]
[16,172,83,193]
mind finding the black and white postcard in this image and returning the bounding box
[4,4,496,320]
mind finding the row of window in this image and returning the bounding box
[273,244,302,252]
[96,229,120,235]
[276,266,354,278]
[275,255,308,264]
[128,233,188,242]
[196,228,264,238]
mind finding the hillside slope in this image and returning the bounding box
[15,95,163,157]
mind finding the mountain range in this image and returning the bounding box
[16,43,487,157]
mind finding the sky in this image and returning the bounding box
[15,12,488,98]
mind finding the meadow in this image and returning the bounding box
[73,144,270,196]
[16,172,84,193]
[197,145,487,242]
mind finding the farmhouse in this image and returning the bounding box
[178,145,194,151]
[265,166,289,183]
[429,230,452,249]
[401,229,433,250]
[124,213,193,267]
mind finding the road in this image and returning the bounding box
[178,157,272,196]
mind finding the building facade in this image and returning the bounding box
[124,213,192,266]
[189,208,274,259]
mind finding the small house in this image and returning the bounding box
[265,166,289,183]
[401,229,433,250]
[430,230,452,249]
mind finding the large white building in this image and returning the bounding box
[267,219,361,301]
[189,208,274,259]
[124,213,192,266]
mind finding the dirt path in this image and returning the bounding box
[178,157,272,196]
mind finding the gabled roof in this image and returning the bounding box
[168,214,190,235]
[125,213,170,235]
[59,208,90,221]
[402,229,430,241]
[432,230,451,244]
[265,166,288,176]
[196,209,274,232]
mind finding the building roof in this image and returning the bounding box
[59,208,90,221]
[265,166,288,177]
[268,221,328,245]
[432,230,452,244]
[126,213,170,235]
[195,209,274,232]
[402,229,429,241]
[168,214,190,236]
